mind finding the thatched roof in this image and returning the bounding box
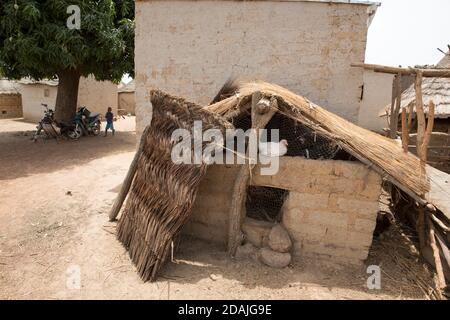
[116,82,450,282]
[207,81,450,219]
[381,52,450,119]
[18,78,58,86]
[206,81,432,195]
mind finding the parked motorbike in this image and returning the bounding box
[74,106,101,136]
[33,104,80,142]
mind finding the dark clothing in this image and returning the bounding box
[105,111,114,124]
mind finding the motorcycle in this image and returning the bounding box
[74,106,101,136]
[33,104,80,142]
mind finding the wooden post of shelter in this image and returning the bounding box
[401,108,409,153]
[389,73,402,138]
[227,92,278,256]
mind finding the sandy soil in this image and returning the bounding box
[0,117,437,300]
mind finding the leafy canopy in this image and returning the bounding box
[0,0,134,82]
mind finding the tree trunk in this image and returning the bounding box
[55,69,81,122]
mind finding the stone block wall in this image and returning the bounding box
[253,157,382,264]
[185,157,382,264]
[183,164,240,246]
[135,0,375,135]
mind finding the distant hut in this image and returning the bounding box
[0,79,22,119]
[118,80,135,116]
[380,52,450,173]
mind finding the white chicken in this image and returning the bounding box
[258,139,289,157]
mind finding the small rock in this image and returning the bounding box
[242,217,273,248]
[259,247,291,268]
[268,224,292,253]
[66,191,72,196]
[209,274,221,281]
[235,242,258,261]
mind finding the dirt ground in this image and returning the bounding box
[0,117,439,300]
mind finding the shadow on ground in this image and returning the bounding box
[0,128,136,180]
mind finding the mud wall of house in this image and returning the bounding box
[77,76,118,117]
[183,164,240,247]
[118,92,135,115]
[0,94,22,119]
[358,70,394,133]
[185,157,382,264]
[135,0,372,135]
[21,85,58,121]
[20,77,117,122]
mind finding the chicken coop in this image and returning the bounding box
[110,80,450,283]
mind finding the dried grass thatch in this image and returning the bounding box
[381,52,450,119]
[116,90,232,281]
[206,81,431,197]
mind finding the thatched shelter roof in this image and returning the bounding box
[115,82,450,282]
[206,81,450,219]
[380,52,450,119]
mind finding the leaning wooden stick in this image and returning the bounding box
[415,71,426,161]
[401,108,408,153]
[421,100,435,163]
[427,216,447,291]
[109,126,149,221]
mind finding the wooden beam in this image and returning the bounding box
[109,126,148,221]
[421,100,436,163]
[415,71,426,162]
[389,73,402,138]
[227,92,278,256]
[428,215,447,290]
[351,63,450,78]
[401,108,409,153]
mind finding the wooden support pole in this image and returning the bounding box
[351,63,450,77]
[109,126,148,221]
[415,71,426,162]
[389,73,402,138]
[227,92,278,256]
[401,108,409,153]
[408,103,414,131]
[421,100,436,163]
[389,74,399,138]
[427,215,447,291]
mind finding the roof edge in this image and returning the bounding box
[135,0,381,6]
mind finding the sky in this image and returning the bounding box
[366,0,450,66]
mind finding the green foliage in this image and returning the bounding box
[0,0,134,83]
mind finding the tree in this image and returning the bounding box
[0,0,134,121]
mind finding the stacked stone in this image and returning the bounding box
[237,218,293,268]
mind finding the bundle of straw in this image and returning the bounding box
[116,90,231,281]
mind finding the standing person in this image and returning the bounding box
[104,107,115,137]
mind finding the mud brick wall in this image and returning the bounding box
[183,164,240,247]
[252,157,382,264]
[186,157,382,265]
[135,0,375,135]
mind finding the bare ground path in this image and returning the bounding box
[0,117,437,299]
